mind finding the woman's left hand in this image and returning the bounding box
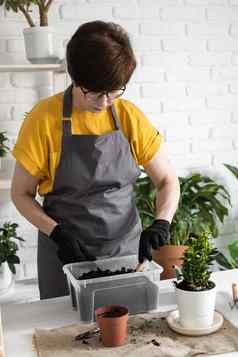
[138,219,170,263]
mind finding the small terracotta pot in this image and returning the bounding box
[152,245,188,280]
[95,305,128,347]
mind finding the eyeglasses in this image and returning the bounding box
[80,85,126,100]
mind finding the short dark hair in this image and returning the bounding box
[66,21,136,92]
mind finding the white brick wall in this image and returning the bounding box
[0,0,238,280]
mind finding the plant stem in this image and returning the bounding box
[39,11,48,26]
[45,0,54,12]
[36,0,44,12]
[18,4,35,27]
[38,0,54,26]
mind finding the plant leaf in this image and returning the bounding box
[7,255,20,264]
[8,262,16,274]
[228,240,238,265]
[224,164,238,180]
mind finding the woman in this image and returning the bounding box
[11,21,180,299]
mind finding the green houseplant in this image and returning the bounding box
[135,172,156,230]
[170,173,230,244]
[0,131,9,170]
[0,222,25,294]
[0,222,25,274]
[0,0,58,64]
[135,171,230,278]
[174,232,218,291]
[0,131,9,158]
[214,164,238,270]
[224,163,238,181]
[215,240,238,270]
[174,231,219,329]
[0,0,54,27]
[136,172,230,243]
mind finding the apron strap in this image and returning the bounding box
[63,84,73,118]
[62,120,72,137]
[62,86,121,136]
[110,104,121,130]
[62,84,73,137]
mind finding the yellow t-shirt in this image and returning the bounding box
[12,92,162,196]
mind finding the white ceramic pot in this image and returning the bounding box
[175,283,216,329]
[0,262,13,295]
[23,26,59,64]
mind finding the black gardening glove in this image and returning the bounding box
[49,224,96,265]
[138,219,170,263]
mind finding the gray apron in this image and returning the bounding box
[38,85,142,299]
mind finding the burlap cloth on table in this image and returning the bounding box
[33,311,238,357]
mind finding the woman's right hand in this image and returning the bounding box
[49,224,96,264]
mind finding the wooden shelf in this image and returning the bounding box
[0,62,65,73]
[0,179,11,190]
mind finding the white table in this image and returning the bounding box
[1,269,238,357]
[0,279,39,305]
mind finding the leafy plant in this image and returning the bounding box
[0,222,25,274]
[135,172,156,229]
[135,172,231,245]
[171,173,230,245]
[214,164,238,269]
[215,240,238,270]
[174,231,218,291]
[0,0,54,27]
[0,131,9,158]
[224,163,238,180]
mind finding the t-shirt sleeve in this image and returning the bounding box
[120,99,163,166]
[12,101,49,179]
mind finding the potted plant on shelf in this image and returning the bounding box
[135,171,231,279]
[0,222,25,294]
[174,231,219,329]
[0,131,9,170]
[0,0,58,64]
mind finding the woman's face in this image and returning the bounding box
[82,91,114,112]
[73,85,125,112]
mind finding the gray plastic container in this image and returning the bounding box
[63,255,163,322]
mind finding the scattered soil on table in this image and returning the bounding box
[77,267,135,280]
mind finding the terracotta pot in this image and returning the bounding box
[95,305,128,347]
[152,245,188,280]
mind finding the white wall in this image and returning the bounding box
[0,0,238,280]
